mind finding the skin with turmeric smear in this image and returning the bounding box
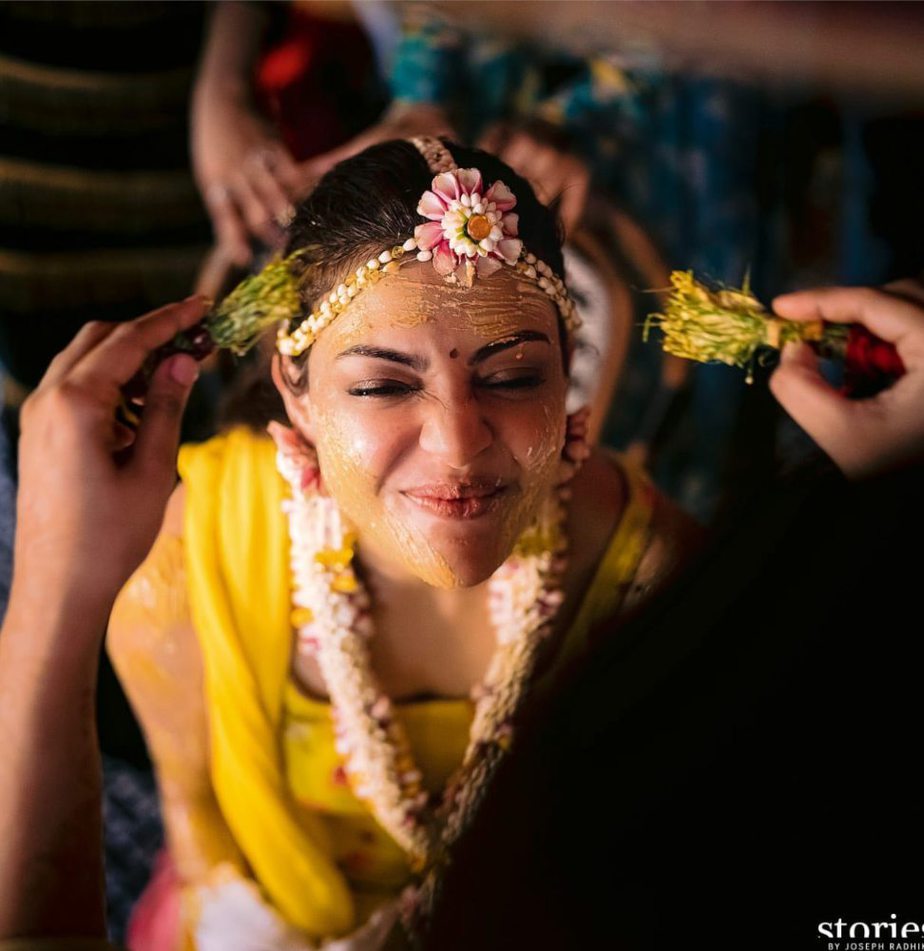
[278,261,569,590]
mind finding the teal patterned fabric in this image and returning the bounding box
[390,13,761,284]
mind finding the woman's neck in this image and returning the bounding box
[355,535,490,619]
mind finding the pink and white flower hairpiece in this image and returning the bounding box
[276,136,579,358]
[414,168,523,287]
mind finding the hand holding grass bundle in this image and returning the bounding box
[122,254,302,400]
[645,271,905,394]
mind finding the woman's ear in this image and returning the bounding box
[271,354,316,442]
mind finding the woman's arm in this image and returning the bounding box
[108,485,247,887]
[0,300,205,939]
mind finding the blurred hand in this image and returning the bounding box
[479,123,590,236]
[193,100,301,267]
[294,101,456,197]
[770,283,924,479]
[13,298,204,610]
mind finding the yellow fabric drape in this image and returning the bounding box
[179,427,355,939]
[535,453,656,684]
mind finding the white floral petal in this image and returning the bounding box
[442,210,466,231]
[454,237,477,257]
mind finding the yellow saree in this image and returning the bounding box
[178,426,655,941]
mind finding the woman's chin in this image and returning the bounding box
[435,560,499,590]
[401,542,506,590]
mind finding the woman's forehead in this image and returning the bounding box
[317,261,559,354]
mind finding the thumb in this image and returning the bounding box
[769,341,856,448]
[131,353,199,478]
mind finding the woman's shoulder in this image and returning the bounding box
[566,449,627,569]
[568,448,703,610]
[107,482,212,796]
[108,483,197,673]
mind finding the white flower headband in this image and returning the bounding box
[276,137,580,358]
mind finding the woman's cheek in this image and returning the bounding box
[313,407,458,587]
[313,410,387,519]
[512,399,567,481]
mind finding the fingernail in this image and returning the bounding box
[169,354,199,386]
[771,293,798,312]
[780,341,811,365]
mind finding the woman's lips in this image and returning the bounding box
[402,482,508,520]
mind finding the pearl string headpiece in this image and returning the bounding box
[276,137,580,358]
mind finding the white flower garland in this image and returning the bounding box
[270,409,589,938]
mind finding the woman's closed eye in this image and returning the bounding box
[347,379,420,398]
[479,370,547,391]
[346,371,547,399]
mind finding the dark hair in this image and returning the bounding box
[279,138,567,394]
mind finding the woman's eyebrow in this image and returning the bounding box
[336,345,428,371]
[468,331,551,366]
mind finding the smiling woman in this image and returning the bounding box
[275,261,568,591]
[107,138,699,951]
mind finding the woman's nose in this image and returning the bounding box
[418,397,493,468]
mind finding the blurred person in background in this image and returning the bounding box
[191,1,386,273]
